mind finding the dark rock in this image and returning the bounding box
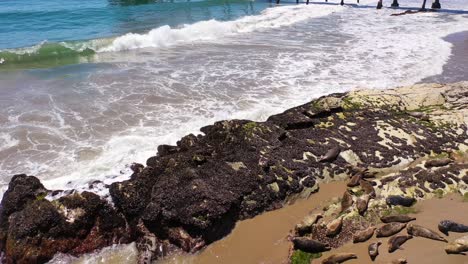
[0,176,131,263]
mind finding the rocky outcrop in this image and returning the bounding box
[0,175,132,263]
[1,82,467,263]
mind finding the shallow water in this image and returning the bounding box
[1,0,468,200]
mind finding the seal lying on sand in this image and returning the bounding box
[407,224,447,242]
[380,215,416,223]
[438,220,468,236]
[445,235,468,254]
[388,235,412,253]
[353,226,376,243]
[292,237,331,253]
[386,195,416,207]
[390,258,407,264]
[322,253,357,264]
[376,223,406,237]
[319,146,341,162]
[368,241,381,261]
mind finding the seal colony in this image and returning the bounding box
[0,82,467,263]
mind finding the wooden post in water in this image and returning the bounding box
[431,0,441,9]
[306,0,310,4]
[391,0,399,7]
[340,0,344,5]
[421,0,427,10]
[377,0,383,9]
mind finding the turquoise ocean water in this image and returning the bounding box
[0,0,273,68]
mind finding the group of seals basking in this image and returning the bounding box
[289,147,468,263]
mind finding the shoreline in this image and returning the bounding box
[422,30,468,83]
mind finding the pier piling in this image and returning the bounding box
[377,0,383,9]
[431,0,441,9]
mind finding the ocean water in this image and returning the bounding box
[1,0,468,202]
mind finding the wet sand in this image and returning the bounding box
[316,193,468,264]
[159,182,347,264]
[422,30,468,83]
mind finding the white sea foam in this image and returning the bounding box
[98,4,344,52]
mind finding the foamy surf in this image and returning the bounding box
[98,4,344,52]
[0,4,343,68]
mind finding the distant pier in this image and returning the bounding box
[276,0,442,11]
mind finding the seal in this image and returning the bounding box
[445,235,468,254]
[406,111,429,121]
[424,158,452,168]
[357,194,370,216]
[292,237,331,253]
[295,213,323,236]
[438,220,468,236]
[353,226,376,243]
[326,217,343,237]
[341,190,354,213]
[347,174,361,187]
[368,241,381,261]
[322,253,357,264]
[386,195,416,207]
[376,223,406,238]
[319,146,341,162]
[407,224,447,242]
[359,179,375,196]
[390,258,408,264]
[388,235,412,253]
[380,215,416,223]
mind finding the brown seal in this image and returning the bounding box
[347,174,361,187]
[407,224,447,242]
[445,235,468,254]
[380,215,416,223]
[322,253,357,264]
[319,146,341,162]
[359,179,375,196]
[341,190,354,213]
[357,194,370,215]
[368,241,381,261]
[376,223,406,237]
[424,158,452,168]
[326,217,343,237]
[388,235,412,253]
[390,258,407,264]
[295,213,323,236]
[353,226,376,243]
